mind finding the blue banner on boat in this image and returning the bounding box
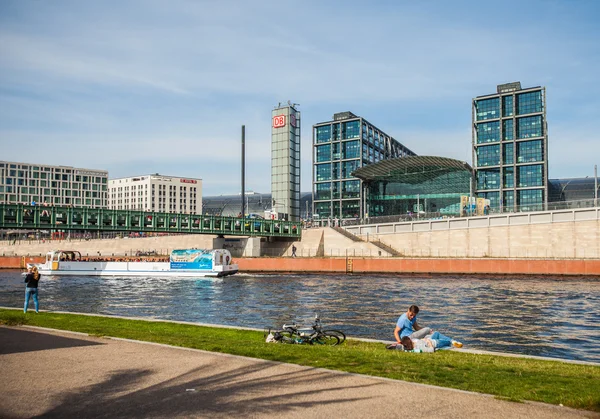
[170,249,213,270]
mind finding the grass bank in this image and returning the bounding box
[1,309,598,412]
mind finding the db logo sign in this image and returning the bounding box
[273,115,286,128]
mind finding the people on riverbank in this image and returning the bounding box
[401,331,463,352]
[394,305,432,344]
[24,266,40,313]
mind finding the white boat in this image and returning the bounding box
[29,249,238,277]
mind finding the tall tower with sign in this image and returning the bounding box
[271,102,301,221]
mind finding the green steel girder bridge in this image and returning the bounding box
[0,203,301,238]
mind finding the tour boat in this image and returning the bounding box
[28,249,238,277]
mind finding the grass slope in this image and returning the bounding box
[1,309,598,412]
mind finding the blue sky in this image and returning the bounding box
[1,0,599,196]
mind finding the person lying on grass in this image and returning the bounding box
[397,332,463,353]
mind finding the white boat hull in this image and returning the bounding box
[33,261,238,278]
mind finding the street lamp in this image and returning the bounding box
[595,164,598,207]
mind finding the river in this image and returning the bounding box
[1,270,599,363]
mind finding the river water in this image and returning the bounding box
[1,270,599,363]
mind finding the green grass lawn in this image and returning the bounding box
[2,308,599,412]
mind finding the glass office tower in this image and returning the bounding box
[312,112,416,220]
[271,103,301,221]
[472,82,548,211]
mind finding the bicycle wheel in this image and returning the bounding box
[323,329,346,344]
[312,332,340,346]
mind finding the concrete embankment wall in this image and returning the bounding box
[349,209,600,259]
[370,220,600,259]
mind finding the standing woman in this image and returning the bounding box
[24,266,41,313]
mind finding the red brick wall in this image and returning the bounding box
[2,256,599,276]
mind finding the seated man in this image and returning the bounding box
[394,305,432,345]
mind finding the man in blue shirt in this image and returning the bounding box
[394,305,432,345]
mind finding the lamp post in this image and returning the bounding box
[595,164,598,207]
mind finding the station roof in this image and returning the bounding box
[352,156,473,184]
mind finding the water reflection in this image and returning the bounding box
[0,271,598,362]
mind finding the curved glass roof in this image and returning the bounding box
[352,156,473,184]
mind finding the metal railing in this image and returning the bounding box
[327,198,600,227]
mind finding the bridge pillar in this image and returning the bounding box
[213,237,226,249]
[212,237,262,257]
[244,237,262,257]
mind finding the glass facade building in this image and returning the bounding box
[472,82,548,211]
[272,103,301,221]
[353,156,472,217]
[312,112,416,220]
[0,161,108,207]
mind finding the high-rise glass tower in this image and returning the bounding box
[271,103,301,221]
[312,112,416,221]
[472,82,548,211]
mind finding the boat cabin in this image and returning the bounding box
[46,250,82,263]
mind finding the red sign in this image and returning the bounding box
[290,114,296,127]
[273,115,286,128]
[180,179,197,184]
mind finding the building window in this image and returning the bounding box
[314,182,331,200]
[475,97,500,121]
[503,119,513,141]
[342,120,360,139]
[332,162,341,180]
[503,191,514,208]
[342,160,360,178]
[517,116,543,139]
[315,125,331,143]
[332,142,341,160]
[478,191,500,208]
[341,200,360,218]
[503,167,514,188]
[476,121,500,144]
[477,169,500,190]
[516,140,543,163]
[315,144,331,162]
[342,180,360,198]
[332,181,340,199]
[502,96,514,117]
[315,163,331,181]
[476,144,500,167]
[518,189,543,210]
[342,140,360,159]
[518,165,543,187]
[516,91,543,115]
[503,143,514,165]
[314,202,331,218]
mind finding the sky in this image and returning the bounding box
[1,0,599,196]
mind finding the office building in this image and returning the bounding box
[108,174,202,213]
[271,102,301,221]
[312,112,416,220]
[472,82,548,211]
[0,160,108,207]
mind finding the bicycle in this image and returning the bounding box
[267,314,346,346]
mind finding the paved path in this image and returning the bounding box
[0,326,597,419]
